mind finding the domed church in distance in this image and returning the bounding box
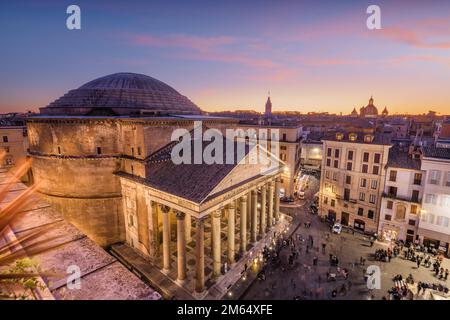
[27,72,285,298]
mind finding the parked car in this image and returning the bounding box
[281,196,294,203]
[331,223,342,234]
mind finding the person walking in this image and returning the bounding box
[313,256,318,266]
[444,269,449,280]
[416,259,420,269]
[322,243,326,254]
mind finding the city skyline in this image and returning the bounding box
[1,0,450,115]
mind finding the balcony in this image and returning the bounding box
[413,180,421,186]
[382,192,421,204]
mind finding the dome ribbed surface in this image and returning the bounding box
[40,73,202,116]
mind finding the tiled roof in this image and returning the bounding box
[322,132,391,145]
[145,139,253,203]
[386,146,421,170]
[423,146,450,160]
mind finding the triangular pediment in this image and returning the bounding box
[207,144,283,200]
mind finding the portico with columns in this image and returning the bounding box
[117,142,287,299]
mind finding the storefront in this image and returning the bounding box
[354,219,366,232]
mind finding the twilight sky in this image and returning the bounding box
[1,0,449,115]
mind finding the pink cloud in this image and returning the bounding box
[124,32,279,69]
[376,17,450,49]
[291,56,370,66]
[129,34,237,52]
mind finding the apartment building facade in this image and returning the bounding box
[238,123,303,197]
[417,146,450,255]
[319,132,391,233]
[378,146,424,243]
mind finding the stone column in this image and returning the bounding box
[175,211,186,282]
[260,184,267,236]
[195,218,205,293]
[212,210,222,277]
[275,177,281,222]
[240,195,247,254]
[161,205,171,272]
[268,181,274,228]
[227,201,236,264]
[251,190,258,243]
[247,192,252,230]
[185,213,192,243]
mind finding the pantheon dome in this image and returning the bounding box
[39,72,203,116]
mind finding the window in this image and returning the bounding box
[385,214,392,221]
[363,152,369,162]
[346,162,352,170]
[97,147,102,155]
[443,217,450,228]
[345,175,352,184]
[331,199,335,207]
[333,160,339,168]
[362,164,368,173]
[360,178,367,188]
[410,205,417,214]
[368,210,374,219]
[389,170,397,182]
[413,173,422,185]
[334,149,340,158]
[282,133,287,141]
[358,207,364,216]
[408,219,416,226]
[371,180,378,190]
[344,188,350,201]
[332,172,338,181]
[425,194,437,205]
[441,195,450,208]
[395,205,406,220]
[331,185,337,193]
[359,192,365,201]
[131,165,134,174]
[129,214,134,227]
[280,146,287,150]
[138,147,142,156]
[348,150,354,160]
[427,214,435,224]
[280,153,287,161]
[2,136,8,143]
[369,194,376,204]
[411,190,419,203]
[325,171,330,179]
[327,148,332,157]
[388,186,397,197]
[372,166,379,175]
[57,146,61,154]
[4,147,9,153]
[131,147,135,156]
[429,170,441,185]
[374,153,381,164]
[446,172,450,187]
[387,200,393,209]
[324,197,328,205]
[326,158,331,166]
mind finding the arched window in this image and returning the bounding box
[395,204,406,220]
